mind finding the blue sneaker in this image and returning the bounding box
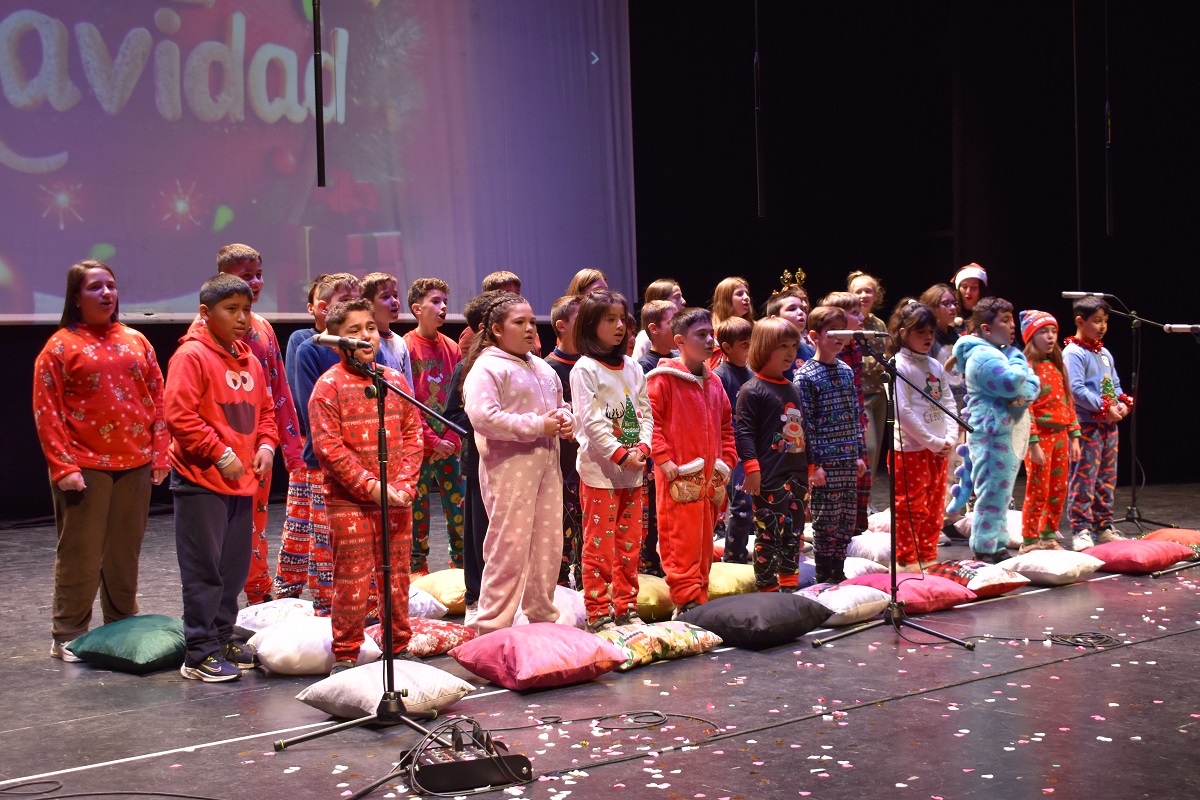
[221,639,260,670]
[181,653,241,682]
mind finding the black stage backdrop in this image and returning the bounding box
[5,2,1199,523]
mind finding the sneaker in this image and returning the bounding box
[181,653,241,682]
[221,639,260,670]
[1038,539,1065,551]
[1096,527,1126,544]
[670,601,699,621]
[972,549,1009,565]
[615,610,644,626]
[51,640,82,663]
[393,648,418,662]
[330,660,355,676]
[1072,531,1095,551]
[464,603,479,628]
[587,615,617,633]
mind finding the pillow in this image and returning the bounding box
[843,574,976,615]
[409,587,449,620]
[953,510,1026,549]
[796,556,817,588]
[799,583,890,626]
[677,594,830,649]
[1086,539,1195,574]
[842,556,888,580]
[597,625,664,671]
[847,531,891,564]
[514,585,587,629]
[249,616,382,675]
[636,574,675,622]
[708,562,756,599]
[67,614,185,674]
[867,508,891,532]
[234,598,314,638]
[412,569,467,615]
[994,550,1104,586]
[295,659,475,719]
[642,620,724,658]
[925,559,1030,598]
[449,622,625,691]
[1140,528,1200,548]
[366,618,477,658]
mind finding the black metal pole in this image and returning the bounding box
[312,0,326,187]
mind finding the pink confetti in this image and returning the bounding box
[1043,790,1055,794]
[1059,727,1071,731]
[1091,715,1106,721]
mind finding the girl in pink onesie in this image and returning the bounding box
[463,293,575,633]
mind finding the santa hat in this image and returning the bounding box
[1020,309,1057,344]
[953,263,988,288]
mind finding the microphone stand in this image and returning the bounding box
[1104,298,1175,531]
[814,353,975,650]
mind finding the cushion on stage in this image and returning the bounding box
[1085,539,1196,574]
[366,617,477,658]
[798,583,890,626]
[449,622,625,691]
[1140,528,1200,547]
[295,659,475,719]
[676,593,831,649]
[248,615,381,675]
[636,574,676,621]
[412,569,467,615]
[847,531,892,564]
[67,614,185,674]
[842,556,888,580]
[994,550,1104,586]
[596,625,663,671]
[234,598,314,638]
[408,587,449,619]
[925,560,1030,598]
[514,585,587,629]
[707,562,757,599]
[597,621,724,671]
[843,574,976,615]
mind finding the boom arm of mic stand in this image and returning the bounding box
[347,359,468,437]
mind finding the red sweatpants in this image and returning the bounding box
[1022,428,1070,542]
[893,449,949,566]
[580,484,644,621]
[327,500,411,662]
[242,470,273,604]
[654,467,718,607]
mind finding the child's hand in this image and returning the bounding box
[855,458,866,478]
[431,440,455,460]
[740,471,761,497]
[152,468,169,485]
[252,448,274,476]
[1069,437,1083,462]
[811,466,827,487]
[218,455,245,480]
[621,451,644,472]
[941,438,956,455]
[57,472,86,492]
[390,487,413,507]
[542,410,563,438]
[1028,442,1045,466]
[659,460,679,481]
[1116,402,1130,419]
[557,411,574,440]
[1106,404,1123,423]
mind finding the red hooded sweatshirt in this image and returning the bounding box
[165,327,278,495]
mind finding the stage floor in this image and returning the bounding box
[2,484,1199,800]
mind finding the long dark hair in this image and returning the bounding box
[460,291,529,385]
[886,298,937,357]
[574,290,629,360]
[60,260,118,330]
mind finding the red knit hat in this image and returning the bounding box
[1020,309,1057,344]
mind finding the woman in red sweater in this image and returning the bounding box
[33,261,169,662]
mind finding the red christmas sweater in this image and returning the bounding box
[646,359,738,481]
[33,323,169,482]
[402,330,463,455]
[1028,358,1082,444]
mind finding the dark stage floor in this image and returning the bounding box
[2,484,1199,800]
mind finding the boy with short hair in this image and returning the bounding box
[460,271,542,356]
[794,306,867,584]
[167,274,277,681]
[545,295,584,587]
[192,244,304,605]
[713,316,755,564]
[361,271,414,388]
[403,278,466,574]
[646,308,738,614]
[950,296,1039,563]
[1063,297,1132,549]
[309,299,424,674]
[765,288,816,374]
[637,300,677,374]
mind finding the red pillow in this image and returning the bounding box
[366,617,477,658]
[843,573,976,614]
[1140,529,1200,548]
[1086,539,1195,574]
[449,623,625,691]
[926,560,1030,599]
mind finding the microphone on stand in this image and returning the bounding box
[1162,324,1200,335]
[828,330,892,341]
[312,333,373,351]
[1061,291,1111,299]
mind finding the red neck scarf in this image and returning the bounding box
[1064,335,1103,353]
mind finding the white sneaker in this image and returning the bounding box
[1072,531,1095,551]
[464,603,479,628]
[51,640,82,663]
[1095,527,1126,544]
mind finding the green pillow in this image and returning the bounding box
[68,615,186,674]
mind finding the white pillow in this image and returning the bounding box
[514,585,587,629]
[234,598,313,638]
[295,659,475,719]
[954,510,1026,547]
[249,616,382,675]
[847,531,892,564]
[995,550,1104,586]
[409,587,449,619]
[867,508,891,532]
[842,556,889,579]
[799,583,890,626]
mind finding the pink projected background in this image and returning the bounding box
[0,0,635,319]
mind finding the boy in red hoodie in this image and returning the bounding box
[167,274,277,682]
[646,308,738,615]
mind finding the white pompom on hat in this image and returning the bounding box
[953,263,988,288]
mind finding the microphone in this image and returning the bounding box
[1061,291,1110,299]
[828,330,892,340]
[312,333,372,350]
[1163,324,1200,335]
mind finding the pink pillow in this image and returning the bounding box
[1140,529,1200,548]
[449,623,625,691]
[1086,539,1195,574]
[843,574,976,614]
[366,618,477,658]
